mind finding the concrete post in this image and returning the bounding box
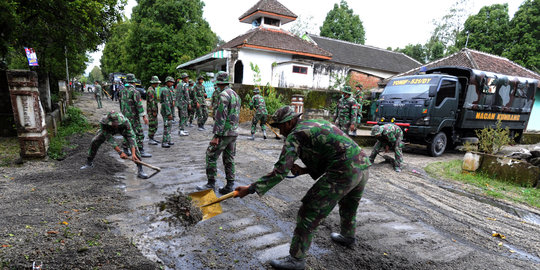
[291,94,304,114]
[7,70,49,158]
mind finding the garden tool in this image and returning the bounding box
[189,190,238,220]
[128,157,161,179]
[377,152,395,167]
[265,123,282,140]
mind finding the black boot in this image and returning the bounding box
[168,141,174,145]
[123,147,132,156]
[137,164,149,179]
[139,147,152,158]
[330,232,355,246]
[80,159,94,170]
[248,134,255,140]
[148,138,159,145]
[196,179,215,191]
[161,142,170,148]
[263,130,267,140]
[269,255,305,270]
[218,181,234,194]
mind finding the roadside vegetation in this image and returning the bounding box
[48,107,93,160]
[425,159,540,209]
[0,137,19,166]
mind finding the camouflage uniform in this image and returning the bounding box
[211,85,222,118]
[249,92,268,135]
[334,95,358,133]
[146,77,160,140]
[188,81,196,125]
[369,124,404,170]
[87,112,140,160]
[119,77,146,149]
[354,94,363,128]
[160,80,175,144]
[193,82,208,128]
[251,111,371,259]
[94,83,103,109]
[175,79,190,131]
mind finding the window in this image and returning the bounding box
[435,80,456,106]
[264,17,280,27]
[292,66,308,74]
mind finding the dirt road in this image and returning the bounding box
[1,92,539,269]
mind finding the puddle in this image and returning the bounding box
[503,243,540,263]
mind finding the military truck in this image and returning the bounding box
[368,66,537,156]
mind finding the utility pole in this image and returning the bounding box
[465,31,470,48]
[65,46,70,90]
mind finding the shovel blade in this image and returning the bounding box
[188,189,223,220]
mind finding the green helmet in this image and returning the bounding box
[165,76,175,83]
[180,73,189,79]
[269,106,302,127]
[150,76,161,84]
[371,125,382,136]
[100,111,124,126]
[215,71,230,84]
[253,88,260,94]
[126,73,137,83]
[197,75,205,81]
[341,86,352,95]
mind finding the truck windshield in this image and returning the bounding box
[382,77,440,99]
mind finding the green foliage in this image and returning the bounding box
[88,66,104,83]
[425,159,540,208]
[456,4,511,56]
[475,120,515,154]
[48,107,92,160]
[0,137,19,167]
[250,62,285,115]
[320,0,365,44]
[101,0,218,85]
[395,44,427,64]
[429,0,471,56]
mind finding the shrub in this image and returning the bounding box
[48,107,92,160]
[475,120,516,154]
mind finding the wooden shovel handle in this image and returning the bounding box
[201,191,238,207]
[265,124,280,137]
[130,158,161,171]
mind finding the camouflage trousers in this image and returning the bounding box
[161,115,172,143]
[290,168,369,259]
[369,140,404,169]
[250,113,267,134]
[123,118,144,149]
[95,96,102,109]
[148,113,158,139]
[337,122,353,134]
[206,136,237,182]
[177,105,189,130]
[88,130,141,161]
[197,105,208,127]
[188,105,196,124]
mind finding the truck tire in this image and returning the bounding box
[429,132,447,157]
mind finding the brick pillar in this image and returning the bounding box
[7,70,49,158]
[291,94,304,114]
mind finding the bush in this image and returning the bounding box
[48,107,92,160]
[476,120,516,154]
[249,62,286,116]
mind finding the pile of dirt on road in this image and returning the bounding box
[158,189,203,226]
[0,133,158,269]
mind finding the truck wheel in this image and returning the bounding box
[429,132,447,157]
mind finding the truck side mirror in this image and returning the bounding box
[429,86,437,97]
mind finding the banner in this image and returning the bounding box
[24,47,39,66]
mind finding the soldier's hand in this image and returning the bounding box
[168,115,173,120]
[234,185,252,198]
[153,112,157,117]
[143,116,149,125]
[291,164,308,176]
[350,124,355,131]
[210,136,220,146]
[188,105,192,110]
[197,103,200,109]
[385,145,390,153]
[131,153,140,162]
[119,152,128,159]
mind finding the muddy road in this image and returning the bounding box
[2,92,539,269]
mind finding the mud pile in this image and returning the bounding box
[158,189,203,226]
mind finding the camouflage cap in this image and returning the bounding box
[371,125,382,136]
[253,88,260,93]
[150,76,161,84]
[269,106,302,127]
[180,73,189,79]
[341,86,352,95]
[126,73,137,83]
[197,75,205,81]
[100,111,124,126]
[215,71,230,84]
[165,76,175,83]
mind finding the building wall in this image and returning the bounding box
[273,62,313,89]
[237,49,291,86]
[312,63,348,90]
[527,91,540,131]
[349,70,384,90]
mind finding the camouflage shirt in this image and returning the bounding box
[188,85,197,106]
[119,84,146,118]
[378,124,403,145]
[146,86,159,114]
[99,112,137,149]
[160,85,174,117]
[253,119,371,195]
[334,96,357,125]
[249,94,268,115]
[94,84,103,97]
[193,84,206,105]
[175,82,190,108]
[213,85,240,137]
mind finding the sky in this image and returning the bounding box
[84,0,525,75]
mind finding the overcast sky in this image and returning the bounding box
[85,0,524,75]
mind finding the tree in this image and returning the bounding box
[287,15,316,37]
[455,4,511,56]
[101,20,133,76]
[395,44,427,64]
[503,0,540,73]
[429,0,472,56]
[88,66,104,83]
[424,38,445,62]
[320,0,365,44]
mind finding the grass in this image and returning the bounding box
[48,106,92,160]
[0,137,20,166]
[425,159,540,209]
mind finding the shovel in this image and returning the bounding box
[265,123,282,140]
[129,158,162,179]
[377,153,395,167]
[189,190,238,220]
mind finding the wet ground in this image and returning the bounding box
[2,92,539,269]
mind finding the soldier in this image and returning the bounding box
[333,86,357,134]
[235,106,371,270]
[197,72,240,194]
[160,76,175,148]
[354,84,364,129]
[175,73,191,136]
[119,73,152,158]
[210,78,222,118]
[369,124,404,172]
[188,79,196,127]
[94,80,103,109]
[147,76,161,145]
[193,76,208,130]
[248,87,268,140]
[80,111,149,179]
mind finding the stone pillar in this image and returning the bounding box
[291,94,304,114]
[7,70,49,158]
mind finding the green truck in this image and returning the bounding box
[368,66,537,156]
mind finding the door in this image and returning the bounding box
[430,79,459,132]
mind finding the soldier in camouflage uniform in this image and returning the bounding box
[94,80,103,109]
[369,124,404,172]
[210,79,222,118]
[333,86,357,135]
[160,76,175,148]
[175,73,191,136]
[354,84,363,130]
[197,72,241,195]
[119,74,151,158]
[80,111,149,179]
[235,106,371,270]
[194,76,208,130]
[188,79,196,127]
[248,88,268,140]
[147,76,161,145]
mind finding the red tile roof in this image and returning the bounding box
[239,0,297,22]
